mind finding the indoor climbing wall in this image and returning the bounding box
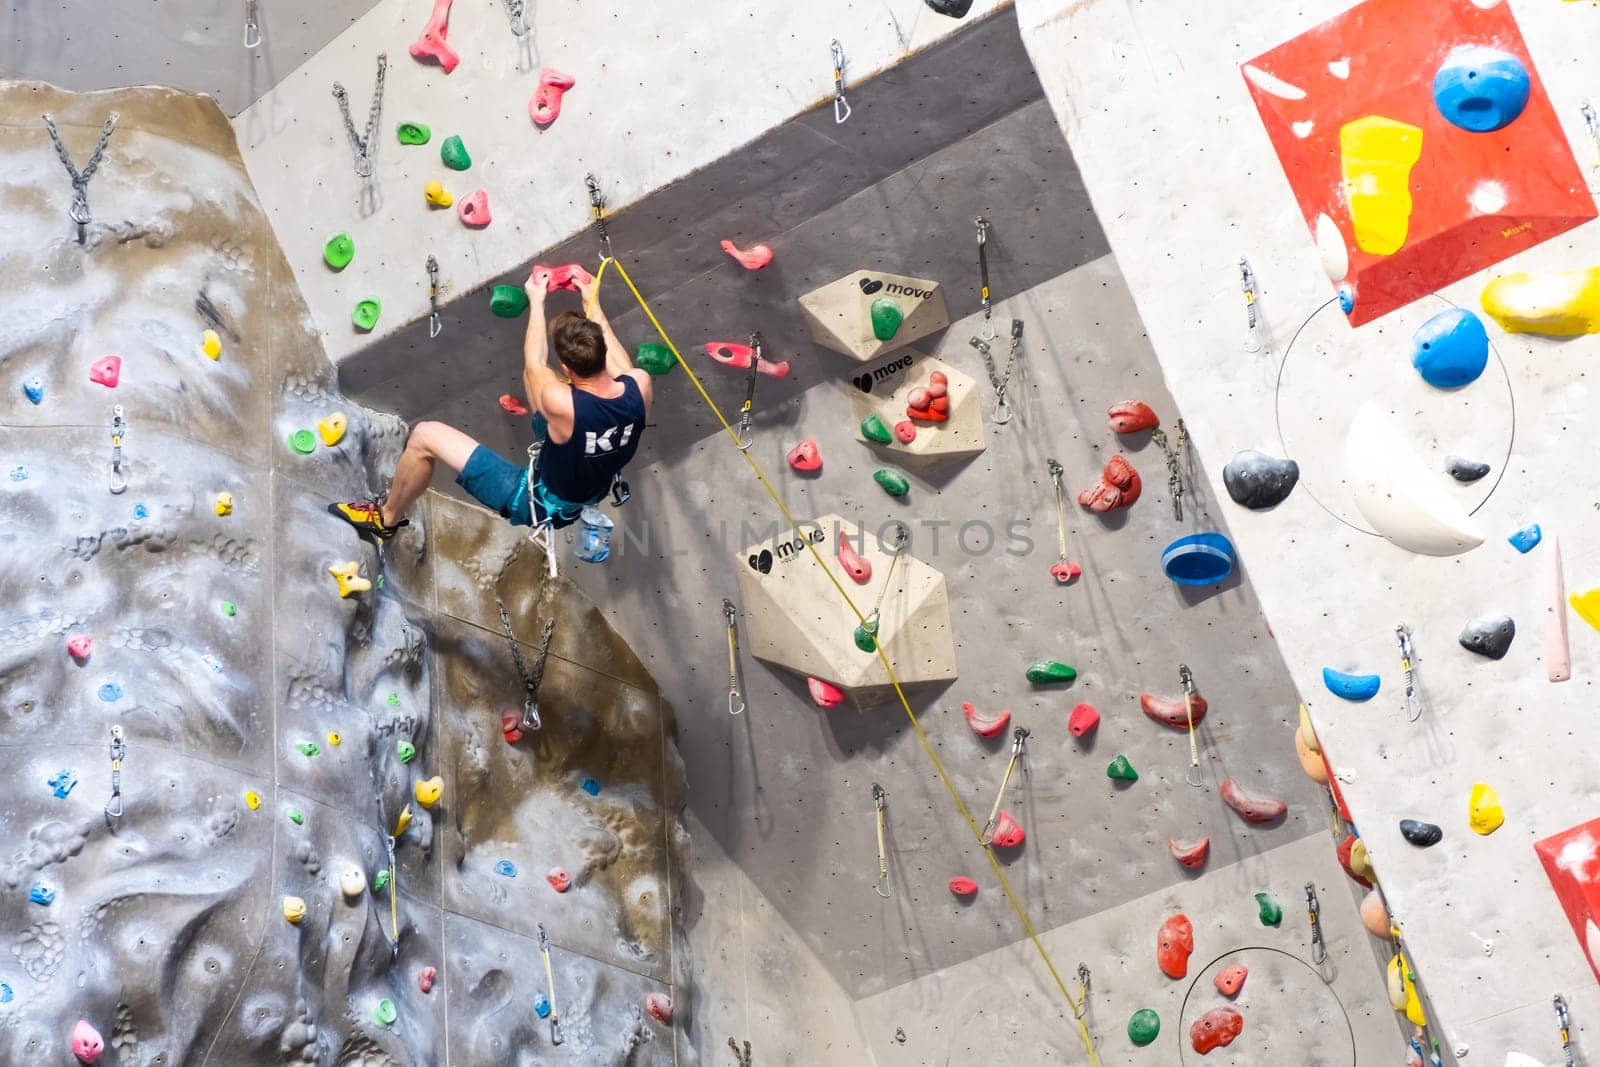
[1017,0,1600,1060]
[0,82,693,1063]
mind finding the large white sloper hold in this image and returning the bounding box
[1344,402,1485,556]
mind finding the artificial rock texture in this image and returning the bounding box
[0,82,686,1065]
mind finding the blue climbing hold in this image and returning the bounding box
[28,884,54,906]
[1323,667,1381,702]
[47,770,77,799]
[1508,523,1542,554]
[9,467,27,482]
[1160,533,1236,586]
[581,777,600,796]
[534,994,551,1018]
[1337,284,1355,315]
[133,503,148,520]
[1411,308,1488,389]
[494,860,518,878]
[98,683,123,702]
[1432,46,1531,134]
[22,378,44,404]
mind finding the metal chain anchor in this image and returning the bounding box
[538,924,564,1045]
[972,318,1023,426]
[727,1038,753,1067]
[857,522,910,647]
[109,406,128,494]
[1305,882,1327,965]
[585,173,614,260]
[243,0,262,47]
[980,726,1029,844]
[1396,624,1421,723]
[42,111,119,244]
[723,599,745,716]
[974,217,996,341]
[830,39,851,124]
[1179,663,1203,787]
[871,783,892,899]
[426,255,442,339]
[735,331,761,451]
[498,598,553,731]
[1240,257,1263,354]
[104,725,126,819]
[1149,419,1189,521]
[332,53,387,180]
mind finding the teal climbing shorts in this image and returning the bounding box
[457,446,534,527]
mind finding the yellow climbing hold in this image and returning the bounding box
[214,492,234,517]
[283,895,307,924]
[415,775,444,808]
[328,561,371,598]
[317,412,347,447]
[1482,267,1600,336]
[245,790,262,810]
[1386,951,1427,1026]
[327,731,342,747]
[424,179,454,208]
[1469,782,1505,835]
[1340,115,1424,256]
[201,329,222,361]
[393,804,413,838]
[1568,587,1600,633]
[1297,703,1320,754]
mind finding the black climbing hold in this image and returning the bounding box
[1459,614,1515,660]
[925,0,975,14]
[1399,819,1443,847]
[1445,455,1490,483]
[1222,450,1300,510]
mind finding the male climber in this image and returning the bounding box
[330,266,651,539]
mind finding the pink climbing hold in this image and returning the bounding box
[962,701,1010,738]
[1140,690,1208,730]
[546,867,572,893]
[1214,964,1248,997]
[1067,702,1100,738]
[67,635,92,661]
[498,395,530,416]
[720,240,774,270]
[71,1019,104,1064]
[1190,1008,1243,1054]
[89,355,121,388]
[987,810,1025,848]
[408,0,460,73]
[1108,400,1160,434]
[837,534,872,583]
[704,342,790,378]
[1051,559,1082,584]
[529,68,576,127]
[418,966,437,993]
[1168,837,1210,869]
[893,420,917,444]
[1220,778,1287,824]
[646,992,673,1024]
[1157,914,1195,978]
[787,439,822,472]
[949,876,979,897]
[807,677,844,708]
[458,189,491,228]
[1078,454,1142,511]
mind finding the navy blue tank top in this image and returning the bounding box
[536,376,645,504]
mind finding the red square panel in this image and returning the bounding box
[1243,0,1595,326]
[1535,818,1600,985]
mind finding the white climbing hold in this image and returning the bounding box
[1345,402,1485,556]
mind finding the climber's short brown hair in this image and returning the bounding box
[551,311,607,379]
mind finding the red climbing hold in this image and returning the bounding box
[1157,914,1195,978]
[501,711,525,745]
[807,677,844,708]
[720,240,774,270]
[704,342,791,378]
[1214,964,1248,997]
[458,189,492,227]
[1337,833,1373,888]
[893,420,917,443]
[787,439,822,472]
[949,876,979,897]
[89,355,121,388]
[1078,455,1142,512]
[67,635,92,661]
[409,0,459,72]
[498,395,530,416]
[1220,778,1288,824]
[418,966,437,993]
[1108,400,1160,434]
[837,534,872,584]
[988,810,1025,848]
[1068,702,1100,738]
[546,867,571,893]
[1140,690,1208,730]
[1190,1008,1243,1054]
[962,701,1011,738]
[530,68,576,127]
[646,992,674,1024]
[1168,837,1210,869]
[1051,560,1082,584]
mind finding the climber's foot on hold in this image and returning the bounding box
[329,500,409,541]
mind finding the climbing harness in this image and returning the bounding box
[1149,419,1189,521]
[1306,882,1327,965]
[972,318,1023,425]
[735,332,761,451]
[974,217,996,341]
[498,599,553,732]
[584,173,614,261]
[332,53,387,180]
[109,406,128,495]
[727,1038,753,1067]
[830,39,851,124]
[499,0,528,36]
[1179,663,1203,788]
[1555,993,1575,1067]
[723,599,745,716]
[1047,458,1072,580]
[243,0,261,47]
[854,522,909,650]
[426,255,442,339]
[979,726,1029,845]
[538,924,564,1045]
[41,111,118,245]
[872,783,892,899]
[1396,624,1421,723]
[1240,257,1263,354]
[104,725,125,819]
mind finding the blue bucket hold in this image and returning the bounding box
[1161,533,1236,586]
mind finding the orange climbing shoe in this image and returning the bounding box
[328,500,408,541]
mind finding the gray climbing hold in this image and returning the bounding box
[1459,614,1515,660]
[1399,819,1443,847]
[1445,455,1490,483]
[1222,450,1299,509]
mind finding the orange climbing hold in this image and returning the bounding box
[1157,914,1194,978]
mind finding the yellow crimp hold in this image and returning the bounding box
[214,492,234,517]
[283,895,307,924]
[393,804,413,838]
[328,561,371,598]
[1340,115,1424,256]
[317,412,347,447]
[1570,588,1600,632]
[415,775,444,808]
[1386,951,1427,1026]
[1482,267,1600,336]
[245,790,262,810]
[1469,782,1504,835]
[424,179,454,208]
[202,329,222,361]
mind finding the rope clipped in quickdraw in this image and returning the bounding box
[426,255,442,339]
[538,923,564,1045]
[1396,624,1421,723]
[972,318,1023,426]
[723,599,745,716]
[1150,419,1189,521]
[1240,257,1263,354]
[584,172,614,261]
[735,331,761,451]
[1306,882,1327,965]
[243,0,261,47]
[980,727,1029,844]
[109,406,128,495]
[830,39,851,124]
[42,111,118,245]
[974,217,996,341]
[1555,993,1575,1067]
[105,725,125,819]
[853,522,909,652]
[1179,663,1202,788]
[332,53,387,180]
[727,1038,753,1067]
[498,598,553,732]
[871,783,892,899]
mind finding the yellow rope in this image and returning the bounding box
[590,255,1100,1063]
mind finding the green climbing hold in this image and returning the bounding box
[374,998,397,1027]
[296,742,319,758]
[397,740,417,763]
[1127,1008,1161,1047]
[440,134,471,170]
[323,233,354,270]
[1106,755,1138,782]
[222,601,237,617]
[854,619,879,653]
[873,468,910,498]
[861,413,893,444]
[396,121,431,145]
[870,297,904,341]
[1255,892,1283,927]
[636,342,677,376]
[1025,660,1077,685]
[287,810,304,826]
[289,430,316,455]
[490,284,529,318]
[353,299,381,332]
[387,692,401,707]
[373,869,391,892]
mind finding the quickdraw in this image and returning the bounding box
[243,0,262,48]
[1306,882,1327,965]
[499,599,553,732]
[1396,624,1421,723]
[854,522,909,651]
[584,172,614,261]
[538,924,564,1045]
[974,217,996,341]
[42,111,118,244]
[980,726,1029,845]
[830,39,851,124]
[109,406,128,495]
[426,255,442,339]
[104,725,125,819]
[972,318,1022,426]
[1555,993,1575,1067]
[872,783,892,899]
[727,1038,753,1067]
[1240,257,1263,354]
[735,331,760,452]
[723,599,745,716]
[332,53,387,180]
[1179,663,1203,788]
[1149,419,1189,521]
